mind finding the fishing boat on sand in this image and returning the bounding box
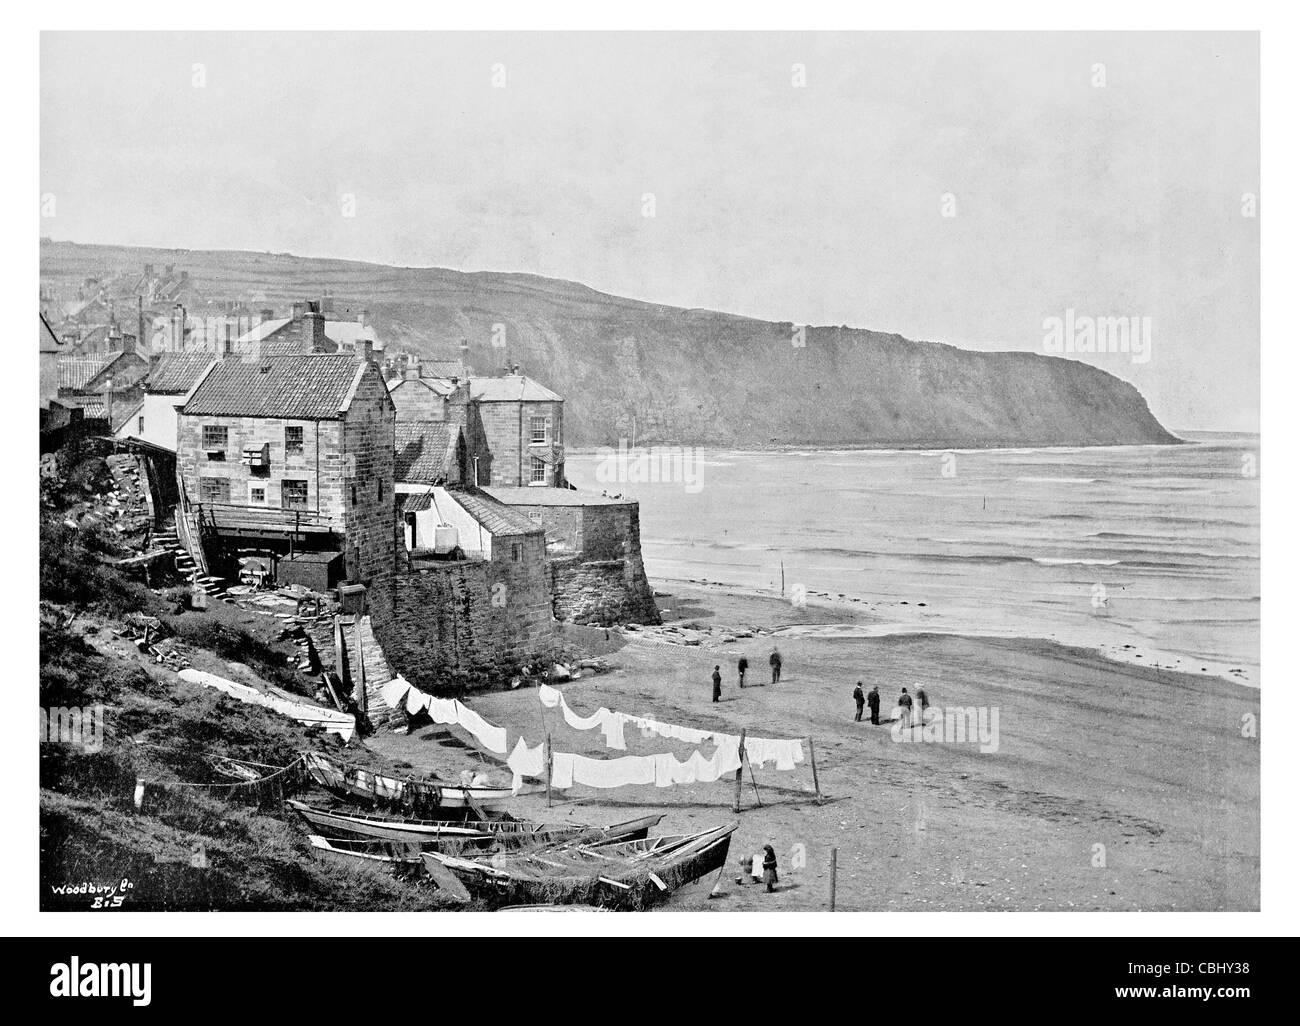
[303,752,513,811]
[421,821,739,910]
[289,799,664,850]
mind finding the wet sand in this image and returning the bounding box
[370,580,1259,911]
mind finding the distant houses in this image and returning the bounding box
[39,276,659,687]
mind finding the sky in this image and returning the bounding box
[40,32,1259,431]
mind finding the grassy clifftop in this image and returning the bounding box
[41,239,1178,448]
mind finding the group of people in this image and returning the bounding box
[712,647,783,702]
[853,683,929,726]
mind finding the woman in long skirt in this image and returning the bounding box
[762,845,779,892]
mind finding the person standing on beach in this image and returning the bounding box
[853,682,865,721]
[762,844,779,892]
[712,665,723,703]
[738,656,749,688]
[916,685,930,725]
[769,647,783,684]
[868,685,881,725]
[898,687,914,728]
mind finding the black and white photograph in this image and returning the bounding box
[10,7,1292,1002]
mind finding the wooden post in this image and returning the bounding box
[808,736,824,803]
[829,847,838,911]
[733,728,747,813]
[352,617,367,716]
[545,733,553,807]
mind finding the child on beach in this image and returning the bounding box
[738,656,748,687]
[762,845,779,892]
[712,665,722,703]
[853,682,865,721]
[769,647,783,684]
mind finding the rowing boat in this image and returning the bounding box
[303,751,513,811]
[421,821,738,911]
[288,799,664,849]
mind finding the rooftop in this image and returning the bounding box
[449,489,544,536]
[182,355,368,420]
[146,352,217,394]
[485,486,634,507]
[394,422,460,485]
[470,375,563,403]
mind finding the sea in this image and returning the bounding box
[563,432,1260,688]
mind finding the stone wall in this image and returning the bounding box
[370,533,556,691]
[494,497,660,626]
[389,378,446,421]
[548,554,659,626]
[176,411,345,520]
[474,399,564,487]
[341,362,397,587]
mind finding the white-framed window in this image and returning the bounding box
[529,416,549,444]
[285,425,304,456]
[250,486,266,504]
[529,456,547,484]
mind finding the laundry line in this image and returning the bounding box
[378,677,508,755]
[536,683,806,769]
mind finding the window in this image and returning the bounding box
[137,415,144,434]
[203,424,228,460]
[377,478,383,502]
[281,479,308,510]
[351,484,357,506]
[529,416,549,444]
[250,487,265,504]
[285,425,303,456]
[527,510,543,523]
[511,543,522,562]
[530,456,547,484]
[199,477,230,504]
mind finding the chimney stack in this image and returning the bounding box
[356,339,374,364]
[291,300,306,320]
[302,301,326,353]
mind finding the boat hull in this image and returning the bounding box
[422,823,737,911]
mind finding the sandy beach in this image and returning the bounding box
[370,578,1260,912]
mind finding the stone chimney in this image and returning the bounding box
[302,301,326,353]
[404,354,420,380]
[355,339,374,364]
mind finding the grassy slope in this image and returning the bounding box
[40,239,1179,448]
[39,456,457,911]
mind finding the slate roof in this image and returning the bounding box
[470,375,563,402]
[450,489,544,536]
[58,355,115,391]
[394,422,459,484]
[182,355,366,420]
[146,352,217,394]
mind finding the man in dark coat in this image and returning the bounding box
[868,685,881,725]
[712,665,722,703]
[916,685,930,725]
[738,656,749,688]
[853,682,865,721]
[769,647,783,684]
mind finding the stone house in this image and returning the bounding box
[176,352,395,588]
[467,375,565,488]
